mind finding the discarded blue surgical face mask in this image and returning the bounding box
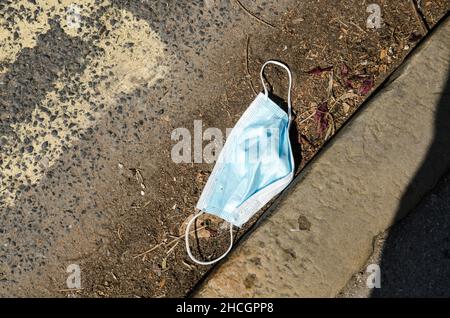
[185,60,295,265]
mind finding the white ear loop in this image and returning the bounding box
[185,211,234,266]
[259,60,293,123]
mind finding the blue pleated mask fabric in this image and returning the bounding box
[186,61,295,265]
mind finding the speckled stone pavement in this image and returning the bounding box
[0,0,299,297]
[0,0,168,294]
[0,0,448,297]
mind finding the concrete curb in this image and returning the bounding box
[194,17,450,297]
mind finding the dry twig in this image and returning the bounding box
[134,225,207,259]
[245,35,257,95]
[234,0,276,29]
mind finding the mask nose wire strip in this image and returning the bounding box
[185,211,234,265]
[259,60,293,124]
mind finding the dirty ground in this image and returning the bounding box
[0,0,448,297]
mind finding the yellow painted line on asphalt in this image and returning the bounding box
[0,0,102,74]
[1,2,168,205]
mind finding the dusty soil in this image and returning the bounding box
[418,0,449,27]
[0,0,447,297]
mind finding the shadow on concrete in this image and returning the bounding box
[371,68,450,297]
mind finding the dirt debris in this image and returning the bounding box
[0,0,444,298]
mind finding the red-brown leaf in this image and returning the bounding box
[358,78,374,95]
[307,65,333,76]
[341,64,350,77]
[314,102,329,134]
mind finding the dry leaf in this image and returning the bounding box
[342,102,351,114]
[337,92,358,102]
[358,78,374,95]
[179,213,223,238]
[324,113,335,140]
[327,72,334,97]
[341,64,350,77]
[314,102,329,135]
[307,65,333,76]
